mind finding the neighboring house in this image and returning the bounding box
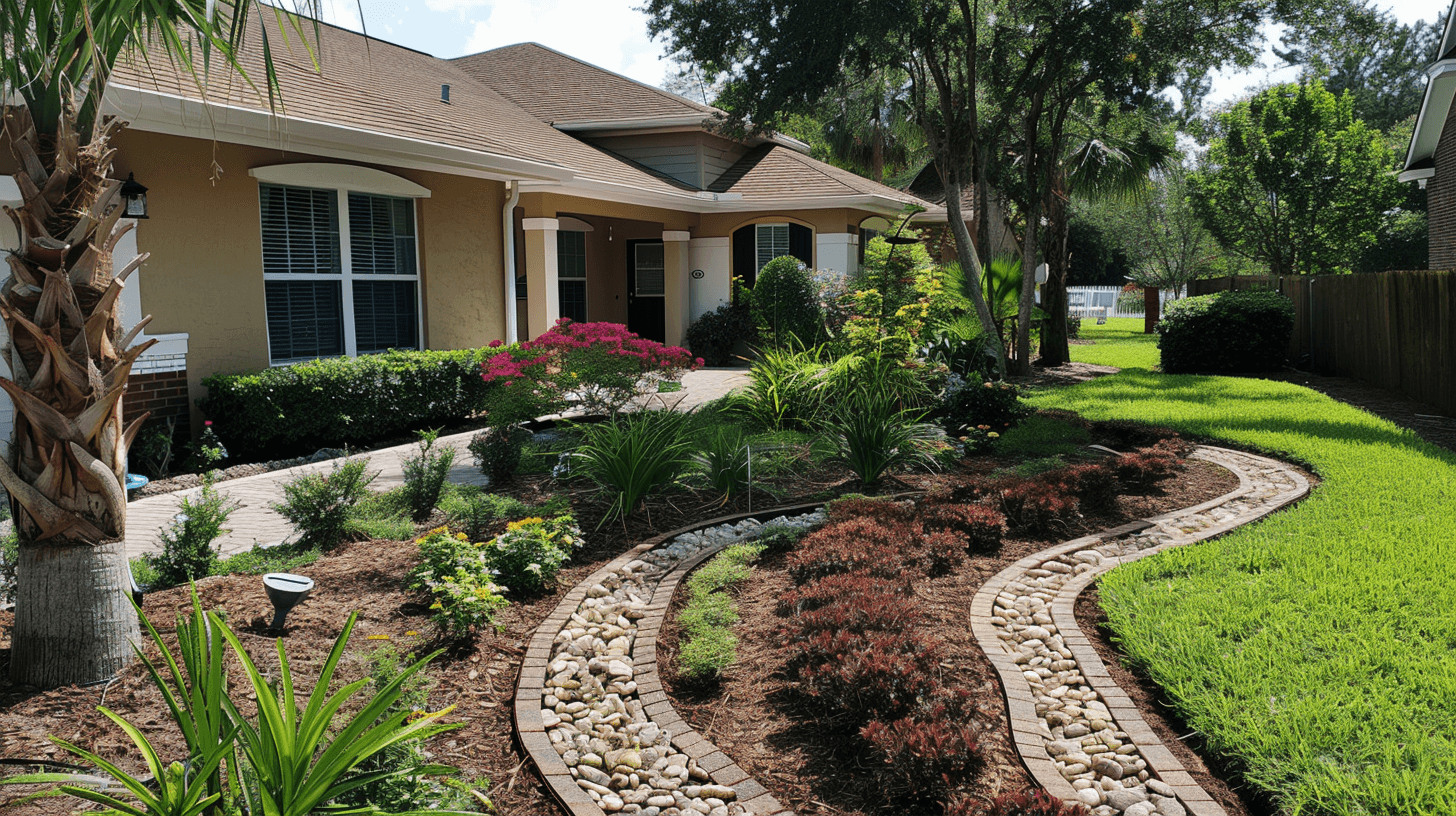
[1401,1,1456,267]
[901,161,1022,263]
[0,17,941,438]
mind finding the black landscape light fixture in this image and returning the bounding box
[120,173,148,219]
[263,572,315,631]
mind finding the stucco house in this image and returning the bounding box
[0,17,944,438]
[1401,0,1456,266]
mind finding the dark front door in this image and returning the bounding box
[627,240,666,342]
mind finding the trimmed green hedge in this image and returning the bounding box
[200,349,493,461]
[1157,290,1294,373]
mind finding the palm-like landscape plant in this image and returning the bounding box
[1,0,319,687]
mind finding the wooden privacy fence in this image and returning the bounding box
[1187,272,1456,415]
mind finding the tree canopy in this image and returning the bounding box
[1187,80,1402,276]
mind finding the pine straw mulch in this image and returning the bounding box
[657,455,1244,816]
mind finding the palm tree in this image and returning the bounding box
[1,0,319,688]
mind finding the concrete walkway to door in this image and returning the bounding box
[122,368,749,559]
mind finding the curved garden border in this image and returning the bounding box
[515,446,1308,816]
[970,446,1310,815]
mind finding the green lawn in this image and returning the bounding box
[1071,317,1161,369]
[1034,344,1456,812]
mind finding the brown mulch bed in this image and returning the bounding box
[657,454,1242,816]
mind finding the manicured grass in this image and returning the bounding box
[1026,368,1456,813]
[1070,317,1161,369]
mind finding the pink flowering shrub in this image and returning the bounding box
[481,319,701,423]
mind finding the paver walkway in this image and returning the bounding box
[123,369,749,558]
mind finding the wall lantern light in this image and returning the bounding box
[120,173,148,219]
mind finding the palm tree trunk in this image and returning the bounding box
[3,104,149,687]
[1039,173,1071,367]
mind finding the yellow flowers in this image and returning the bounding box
[455,532,468,541]
[988,432,1000,439]
[506,516,545,532]
[366,634,391,640]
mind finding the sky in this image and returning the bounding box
[313,0,1448,104]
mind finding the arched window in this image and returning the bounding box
[731,222,813,289]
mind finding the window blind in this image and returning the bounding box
[755,224,791,270]
[260,185,340,275]
[266,280,343,361]
[348,193,417,275]
[353,280,419,353]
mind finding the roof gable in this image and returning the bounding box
[452,42,715,127]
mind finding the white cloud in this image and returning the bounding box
[317,0,365,31]
[461,0,670,86]
[424,0,490,14]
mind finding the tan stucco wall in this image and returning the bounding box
[697,208,863,238]
[108,130,506,428]
[521,193,696,230]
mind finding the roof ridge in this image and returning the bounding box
[457,41,719,116]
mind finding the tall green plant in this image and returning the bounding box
[219,612,464,816]
[729,346,825,430]
[751,256,823,348]
[401,429,457,521]
[571,411,697,524]
[822,387,942,487]
[49,713,236,816]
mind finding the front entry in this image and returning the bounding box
[627,240,666,343]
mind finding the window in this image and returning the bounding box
[634,242,665,296]
[558,230,587,323]
[260,183,420,363]
[755,223,791,270]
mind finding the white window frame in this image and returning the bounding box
[755,222,792,270]
[257,180,425,365]
[557,229,589,323]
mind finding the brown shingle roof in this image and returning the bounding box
[452,43,716,125]
[710,145,930,205]
[108,16,694,196]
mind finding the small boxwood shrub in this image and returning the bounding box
[1157,290,1295,373]
[685,303,754,366]
[751,256,823,348]
[995,478,1079,536]
[1050,463,1120,515]
[201,348,492,461]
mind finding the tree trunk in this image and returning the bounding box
[1039,175,1071,367]
[3,104,150,687]
[940,162,1004,376]
[9,541,139,686]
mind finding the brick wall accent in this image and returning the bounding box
[124,369,190,428]
[1428,110,1456,269]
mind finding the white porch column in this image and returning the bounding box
[688,236,732,322]
[662,230,692,348]
[816,231,859,276]
[521,217,560,339]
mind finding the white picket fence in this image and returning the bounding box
[1067,286,1179,319]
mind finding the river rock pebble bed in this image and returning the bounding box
[971,446,1309,816]
[536,511,826,816]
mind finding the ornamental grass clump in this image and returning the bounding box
[571,410,698,524]
[822,386,943,487]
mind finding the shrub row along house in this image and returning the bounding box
[0,16,947,439]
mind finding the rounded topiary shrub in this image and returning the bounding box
[1157,290,1295,373]
[685,303,754,366]
[751,256,823,348]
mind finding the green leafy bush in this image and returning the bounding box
[272,458,377,550]
[1157,290,1295,373]
[200,348,493,461]
[468,426,530,482]
[483,515,583,593]
[571,411,697,523]
[146,478,240,588]
[676,542,764,681]
[1,529,16,606]
[401,429,457,521]
[677,627,738,681]
[685,302,754,366]
[440,488,532,541]
[411,529,511,638]
[751,256,823,348]
[940,373,1032,435]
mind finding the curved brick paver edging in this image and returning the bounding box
[970,445,1310,816]
[516,501,846,816]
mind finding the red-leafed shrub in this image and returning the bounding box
[787,517,915,584]
[1113,448,1183,491]
[919,503,1007,554]
[918,529,969,575]
[996,478,1079,536]
[862,716,983,798]
[790,589,920,637]
[1050,463,1119,515]
[825,495,917,523]
[778,574,911,616]
[795,630,944,719]
[945,789,1091,816]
